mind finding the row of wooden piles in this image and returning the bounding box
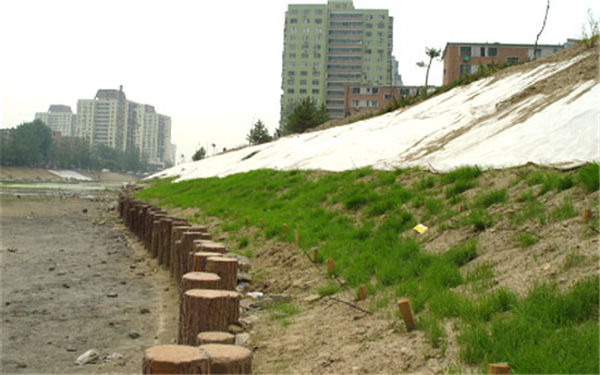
[119,195,252,374]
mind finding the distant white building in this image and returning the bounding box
[35,105,76,137]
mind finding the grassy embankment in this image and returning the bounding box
[137,164,599,374]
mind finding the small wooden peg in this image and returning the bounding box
[397,298,416,332]
[358,285,367,301]
[489,363,510,375]
[582,209,591,223]
[326,259,335,274]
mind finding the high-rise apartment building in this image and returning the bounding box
[76,87,129,151]
[35,105,76,137]
[280,0,400,125]
[76,87,172,166]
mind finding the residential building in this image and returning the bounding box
[344,84,421,116]
[35,105,76,137]
[76,86,129,151]
[75,86,172,166]
[442,42,566,85]
[280,0,401,125]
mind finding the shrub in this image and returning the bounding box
[513,232,540,248]
[578,163,599,192]
[444,240,478,267]
[463,209,494,231]
[441,166,482,185]
[473,188,507,208]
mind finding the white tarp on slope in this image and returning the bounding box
[153,54,599,182]
[48,170,93,181]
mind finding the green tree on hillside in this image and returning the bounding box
[284,97,329,135]
[416,47,441,94]
[192,147,206,161]
[247,119,273,145]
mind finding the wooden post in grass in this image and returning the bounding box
[489,363,510,374]
[582,209,591,223]
[283,223,288,236]
[260,218,264,230]
[244,217,248,226]
[326,259,335,274]
[312,248,318,263]
[295,231,300,245]
[397,298,416,332]
[358,285,367,301]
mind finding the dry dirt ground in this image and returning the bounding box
[0,191,179,374]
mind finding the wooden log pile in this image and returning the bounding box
[118,193,252,374]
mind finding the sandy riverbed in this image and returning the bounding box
[0,190,178,374]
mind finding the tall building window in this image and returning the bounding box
[488,47,498,57]
[460,46,472,57]
[290,18,298,23]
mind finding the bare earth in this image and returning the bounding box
[0,191,179,374]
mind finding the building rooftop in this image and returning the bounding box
[95,87,126,101]
[47,105,72,113]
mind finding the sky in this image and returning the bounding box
[1,0,598,163]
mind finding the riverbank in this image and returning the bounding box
[0,187,178,373]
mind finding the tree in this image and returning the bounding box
[192,147,206,161]
[246,119,273,145]
[533,0,550,60]
[285,97,330,135]
[8,120,53,166]
[416,47,441,94]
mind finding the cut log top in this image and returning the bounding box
[199,344,252,362]
[144,344,209,363]
[183,272,221,282]
[197,331,235,345]
[185,289,240,299]
[206,257,237,264]
[200,242,227,254]
[194,251,223,258]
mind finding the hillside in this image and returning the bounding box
[151,42,598,182]
[137,42,600,374]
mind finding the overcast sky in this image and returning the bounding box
[1,0,597,162]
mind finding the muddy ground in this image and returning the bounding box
[0,190,179,374]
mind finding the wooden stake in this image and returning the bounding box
[283,223,289,236]
[244,217,248,225]
[489,363,510,375]
[295,231,300,244]
[326,259,335,274]
[358,285,367,301]
[312,248,318,262]
[397,298,416,332]
[260,218,264,229]
[582,209,591,223]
